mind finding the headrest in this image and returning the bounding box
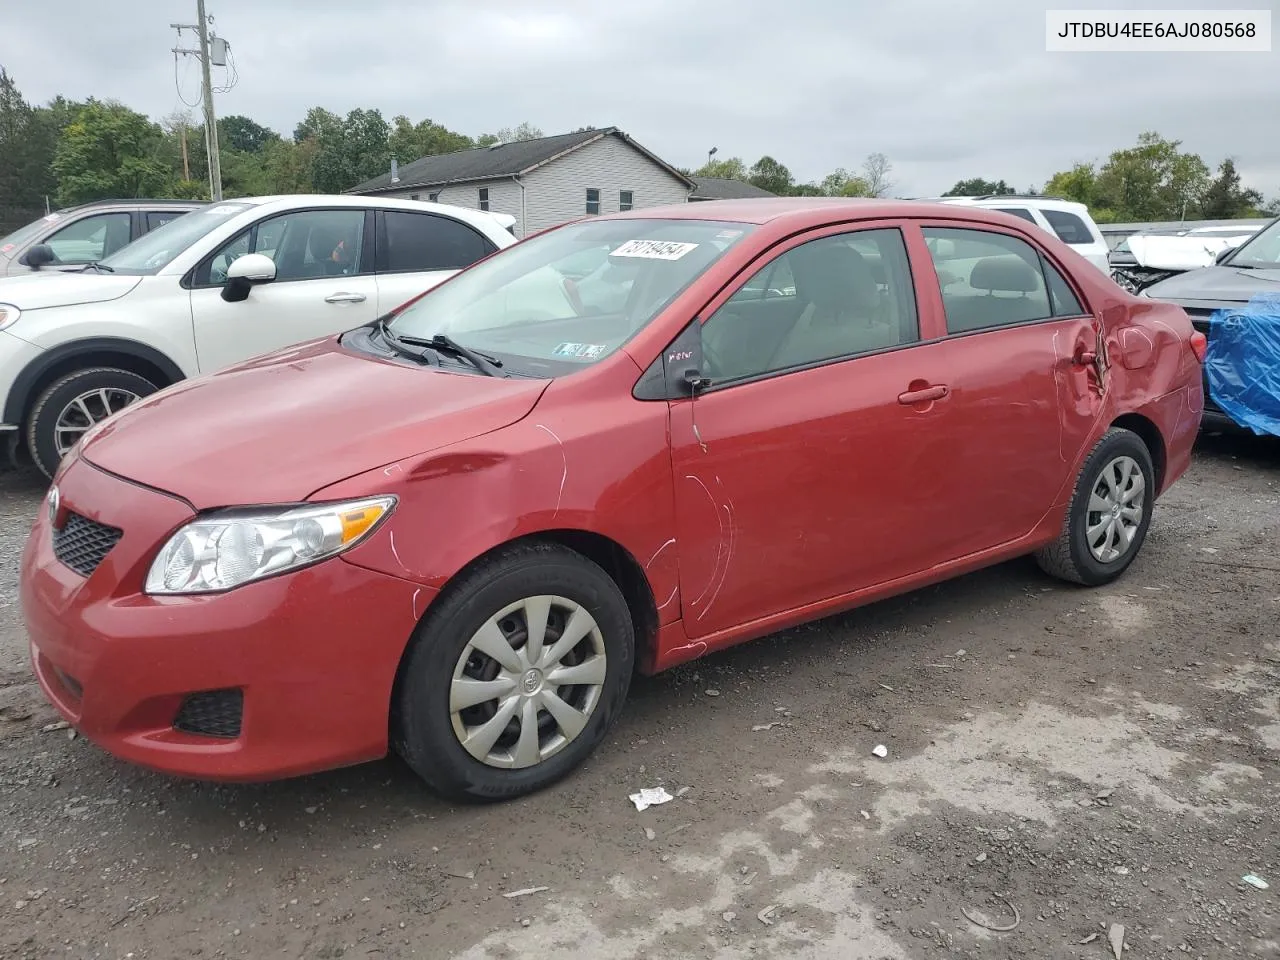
[969,256,1040,294]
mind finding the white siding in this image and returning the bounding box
[375,179,525,235]
[521,136,691,234]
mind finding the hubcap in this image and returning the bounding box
[450,595,607,769]
[1085,455,1146,564]
[54,388,141,457]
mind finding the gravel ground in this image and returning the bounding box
[0,432,1277,959]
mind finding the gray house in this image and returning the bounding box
[348,127,695,237]
[689,177,776,201]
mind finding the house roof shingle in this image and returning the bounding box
[689,177,776,201]
[349,127,694,194]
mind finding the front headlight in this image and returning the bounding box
[144,496,396,595]
[0,304,20,330]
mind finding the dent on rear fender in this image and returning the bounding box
[1108,303,1196,408]
[328,413,682,622]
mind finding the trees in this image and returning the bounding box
[820,168,872,197]
[944,178,1015,196]
[862,152,893,197]
[479,122,544,146]
[307,108,391,194]
[218,115,278,154]
[51,100,171,206]
[748,156,793,195]
[694,156,748,180]
[1200,158,1264,219]
[388,115,473,163]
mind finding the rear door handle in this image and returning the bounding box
[325,292,367,304]
[898,384,949,405]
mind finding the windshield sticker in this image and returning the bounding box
[553,342,607,360]
[610,239,699,261]
[715,229,743,240]
[0,244,13,254]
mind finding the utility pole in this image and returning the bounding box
[171,1,222,200]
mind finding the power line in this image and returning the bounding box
[170,1,227,201]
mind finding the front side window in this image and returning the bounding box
[386,218,753,375]
[45,212,132,263]
[1226,217,1280,268]
[702,228,919,384]
[586,188,601,215]
[993,207,1037,224]
[924,227,1082,334]
[619,190,634,212]
[1042,209,1093,245]
[478,188,490,212]
[381,211,493,273]
[101,202,252,275]
[204,209,366,285]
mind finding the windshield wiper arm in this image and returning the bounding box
[79,261,115,273]
[396,333,505,377]
[376,317,439,366]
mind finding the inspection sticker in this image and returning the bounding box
[610,239,698,260]
[553,342,607,359]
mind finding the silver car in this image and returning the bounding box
[0,200,206,276]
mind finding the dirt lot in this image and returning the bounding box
[0,433,1277,960]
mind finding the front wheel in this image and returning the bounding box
[26,367,158,478]
[393,542,634,802]
[1035,427,1155,586]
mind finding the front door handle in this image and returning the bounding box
[325,291,367,304]
[898,384,949,405]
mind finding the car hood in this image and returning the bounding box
[1143,264,1280,304]
[79,338,550,509]
[0,272,143,309]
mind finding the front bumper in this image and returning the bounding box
[20,455,434,782]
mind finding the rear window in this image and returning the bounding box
[993,207,1038,224]
[1043,209,1094,246]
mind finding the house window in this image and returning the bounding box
[586,188,601,215]
[478,188,490,211]
[619,190,634,212]
[409,194,420,201]
[429,192,440,202]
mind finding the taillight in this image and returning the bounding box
[1189,331,1207,363]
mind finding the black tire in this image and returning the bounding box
[26,367,158,479]
[392,541,634,802]
[1035,427,1155,586]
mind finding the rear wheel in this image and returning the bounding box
[393,542,634,802]
[26,367,158,479]
[1035,427,1155,586]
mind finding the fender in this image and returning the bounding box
[2,337,188,426]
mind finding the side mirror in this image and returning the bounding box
[22,244,56,270]
[1214,246,1237,265]
[220,253,277,302]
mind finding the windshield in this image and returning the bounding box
[387,218,753,374]
[99,202,252,274]
[1225,218,1280,268]
[0,215,59,259]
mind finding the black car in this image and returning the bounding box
[1140,215,1280,426]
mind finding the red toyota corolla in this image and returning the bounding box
[20,199,1204,801]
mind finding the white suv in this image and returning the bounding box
[0,195,517,476]
[934,195,1110,274]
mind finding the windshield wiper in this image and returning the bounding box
[375,316,439,366]
[79,261,115,273]
[397,332,505,377]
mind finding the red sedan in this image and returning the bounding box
[20,199,1205,801]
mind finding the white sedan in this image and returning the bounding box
[0,195,517,476]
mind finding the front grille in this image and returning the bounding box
[173,689,243,739]
[52,512,123,577]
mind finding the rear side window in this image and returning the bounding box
[147,210,185,231]
[924,227,1087,334]
[993,207,1037,224]
[1043,209,1093,245]
[380,211,495,272]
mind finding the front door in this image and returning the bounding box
[916,223,1105,556]
[668,222,957,640]
[188,207,378,372]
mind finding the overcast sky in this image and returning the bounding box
[3,0,1277,198]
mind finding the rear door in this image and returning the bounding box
[373,209,499,313]
[915,222,1105,557]
[187,206,378,372]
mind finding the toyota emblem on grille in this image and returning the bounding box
[46,485,60,526]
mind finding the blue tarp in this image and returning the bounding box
[1205,292,1280,437]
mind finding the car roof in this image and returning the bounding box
[55,198,208,214]
[601,197,1052,231]
[937,195,1090,214]
[231,194,511,233]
